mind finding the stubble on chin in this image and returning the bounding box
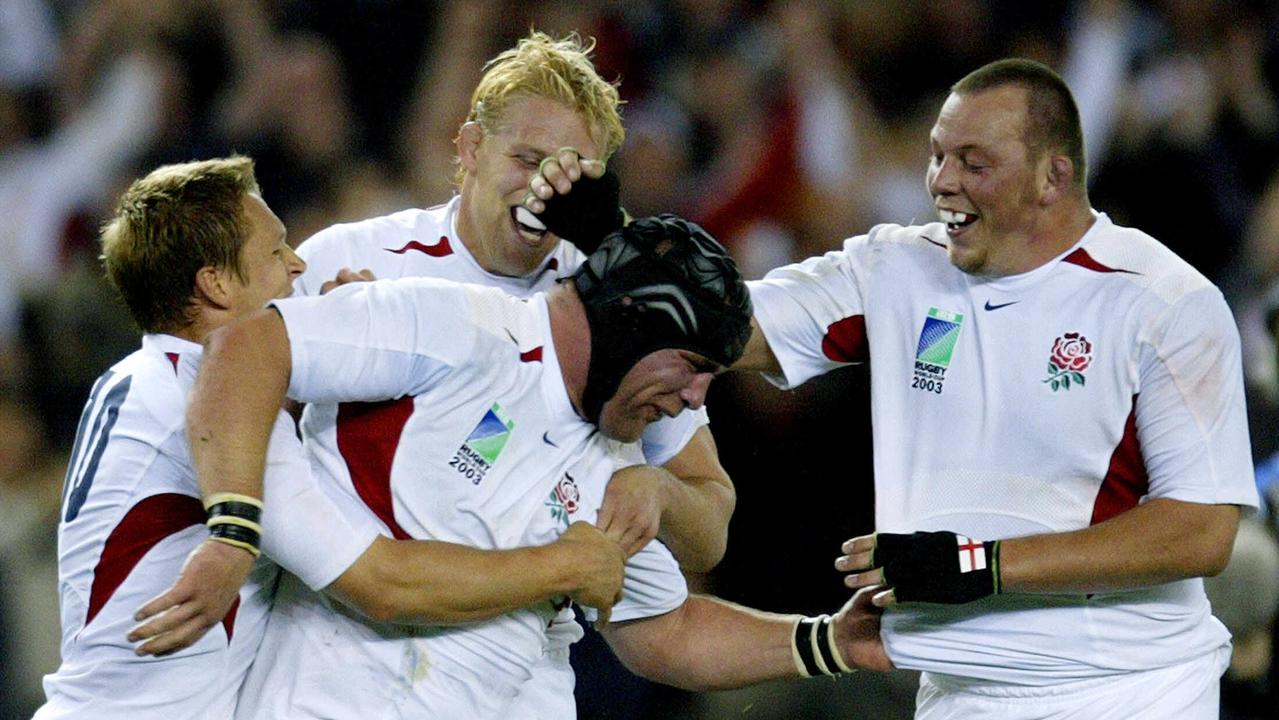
[948,245,986,275]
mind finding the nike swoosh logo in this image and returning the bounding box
[984,300,1019,311]
[542,431,558,448]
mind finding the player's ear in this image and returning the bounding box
[456,122,483,174]
[193,265,234,310]
[1039,154,1074,206]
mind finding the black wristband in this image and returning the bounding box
[205,500,262,525]
[793,616,823,677]
[538,169,624,254]
[791,614,854,677]
[873,532,1001,604]
[204,492,263,557]
[209,521,260,544]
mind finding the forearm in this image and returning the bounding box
[603,595,800,691]
[655,428,735,571]
[188,309,292,504]
[328,537,582,625]
[1000,498,1240,594]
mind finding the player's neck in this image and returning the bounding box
[546,283,590,418]
[167,319,210,344]
[995,202,1096,277]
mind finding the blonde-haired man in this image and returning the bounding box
[199,30,736,720]
[131,29,741,720]
[39,156,627,718]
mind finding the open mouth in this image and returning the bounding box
[939,209,977,232]
[512,206,547,242]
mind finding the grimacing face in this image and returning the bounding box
[228,193,305,317]
[926,85,1048,277]
[455,94,604,277]
[596,349,716,442]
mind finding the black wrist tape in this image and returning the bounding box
[873,532,1000,604]
[205,500,262,525]
[205,493,263,557]
[538,169,624,254]
[208,521,261,548]
[792,614,853,677]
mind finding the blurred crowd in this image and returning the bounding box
[3,0,1279,718]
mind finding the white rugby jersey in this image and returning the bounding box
[750,212,1258,687]
[293,196,705,468]
[235,279,689,719]
[275,196,703,718]
[36,334,378,719]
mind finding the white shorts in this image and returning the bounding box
[915,644,1230,720]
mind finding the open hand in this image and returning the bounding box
[523,146,606,214]
[128,539,255,655]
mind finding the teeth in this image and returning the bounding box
[939,209,973,225]
[514,206,546,232]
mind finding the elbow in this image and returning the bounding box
[330,571,406,624]
[351,593,402,624]
[1193,507,1243,578]
[680,535,727,574]
[1198,543,1234,578]
[678,484,735,574]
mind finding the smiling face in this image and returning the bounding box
[226,193,306,317]
[596,349,717,442]
[926,85,1049,276]
[455,94,604,277]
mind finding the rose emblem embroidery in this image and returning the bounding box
[554,474,580,514]
[1044,332,1092,391]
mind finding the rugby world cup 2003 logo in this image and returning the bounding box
[911,307,964,394]
[450,403,514,485]
[1043,332,1092,392]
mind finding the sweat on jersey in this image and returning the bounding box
[234,277,689,720]
[35,334,380,719]
[749,212,1258,688]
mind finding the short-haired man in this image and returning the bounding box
[35,157,626,718]
[733,58,1257,718]
[186,214,892,718]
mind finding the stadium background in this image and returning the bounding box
[2,0,1277,717]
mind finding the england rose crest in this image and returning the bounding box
[545,473,581,526]
[1044,332,1092,391]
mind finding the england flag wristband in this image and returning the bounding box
[873,531,1001,604]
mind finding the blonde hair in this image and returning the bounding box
[101,156,260,333]
[458,31,624,183]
